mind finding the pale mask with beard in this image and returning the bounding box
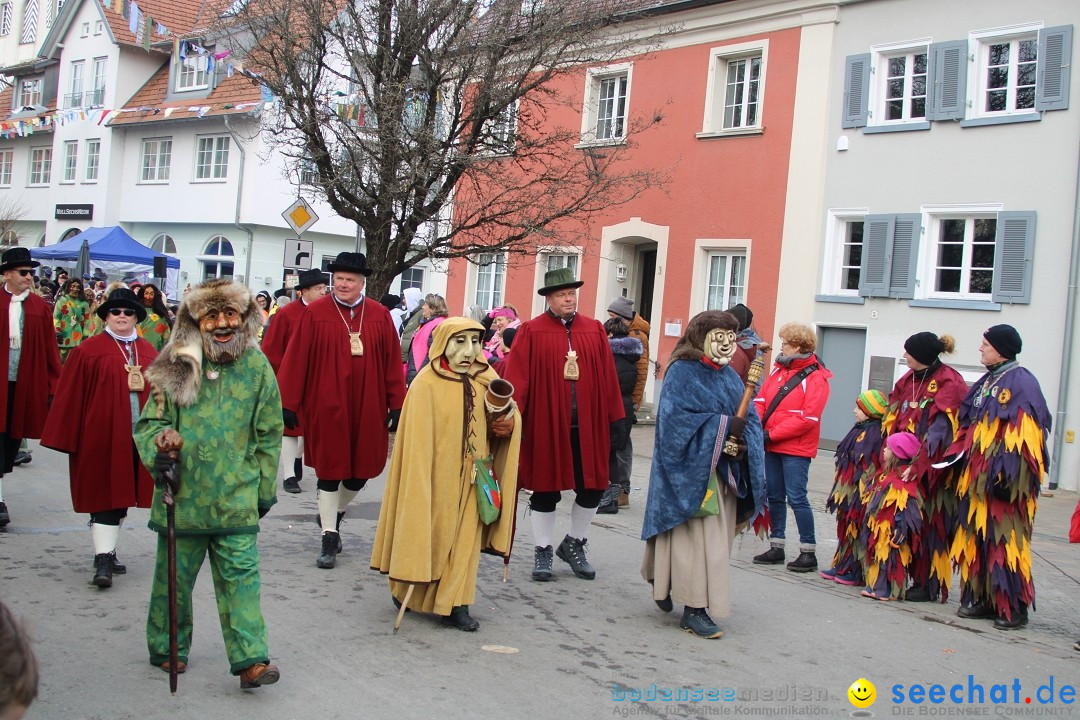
[199,304,246,363]
[704,328,737,365]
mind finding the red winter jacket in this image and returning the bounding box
[753,353,833,458]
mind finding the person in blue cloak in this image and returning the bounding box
[641,310,766,639]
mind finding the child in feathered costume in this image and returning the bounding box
[861,432,922,601]
[950,325,1050,630]
[821,389,887,586]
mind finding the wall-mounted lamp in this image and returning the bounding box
[615,263,628,283]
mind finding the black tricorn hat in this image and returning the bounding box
[327,252,372,277]
[0,247,40,272]
[96,287,147,322]
[295,268,328,290]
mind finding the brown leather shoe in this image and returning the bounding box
[618,489,629,507]
[239,663,280,689]
[159,660,187,674]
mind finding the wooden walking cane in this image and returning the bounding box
[156,430,184,694]
[393,584,415,633]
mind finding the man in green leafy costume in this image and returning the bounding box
[52,278,90,362]
[134,278,283,689]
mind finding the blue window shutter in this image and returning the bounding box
[1036,25,1072,111]
[992,211,1036,304]
[888,213,922,299]
[859,215,893,297]
[842,53,870,128]
[927,40,968,121]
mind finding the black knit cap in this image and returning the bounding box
[984,324,1022,360]
[726,303,753,332]
[904,331,945,366]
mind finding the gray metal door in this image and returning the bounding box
[816,326,867,451]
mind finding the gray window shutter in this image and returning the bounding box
[842,53,870,128]
[1036,25,1072,111]
[927,40,968,121]
[888,213,922,299]
[992,211,1036,304]
[859,215,893,297]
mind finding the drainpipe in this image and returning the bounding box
[1050,141,1080,491]
[223,114,254,288]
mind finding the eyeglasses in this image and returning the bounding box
[109,309,136,317]
[15,269,31,277]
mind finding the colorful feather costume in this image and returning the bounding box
[862,464,923,600]
[949,361,1050,622]
[883,362,966,601]
[826,419,883,578]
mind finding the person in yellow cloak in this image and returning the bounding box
[371,317,521,631]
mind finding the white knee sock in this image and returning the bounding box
[92,523,119,555]
[531,509,556,549]
[296,436,305,457]
[0,478,4,503]
[280,436,301,479]
[337,488,360,513]
[318,488,339,533]
[570,502,597,541]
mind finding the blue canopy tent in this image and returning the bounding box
[31,226,180,298]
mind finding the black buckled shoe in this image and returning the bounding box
[441,606,480,631]
[92,553,114,588]
[0,501,9,528]
[283,477,301,494]
[905,585,932,602]
[655,594,673,613]
[993,605,1028,630]
[316,531,340,569]
[753,547,784,564]
[786,551,817,573]
[556,535,596,579]
[109,551,126,575]
[532,545,554,581]
[13,451,30,466]
[680,607,724,639]
[957,601,995,619]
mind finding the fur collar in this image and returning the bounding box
[609,336,643,358]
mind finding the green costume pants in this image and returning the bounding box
[147,533,269,675]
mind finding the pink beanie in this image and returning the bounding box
[488,307,516,320]
[885,432,920,461]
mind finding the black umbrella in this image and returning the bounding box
[72,238,90,280]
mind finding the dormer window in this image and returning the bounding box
[17,78,42,109]
[175,53,210,92]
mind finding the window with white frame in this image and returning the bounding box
[141,138,172,182]
[299,155,317,186]
[820,212,868,296]
[20,0,38,44]
[176,54,209,92]
[546,252,578,277]
[17,77,41,108]
[582,64,631,144]
[473,253,506,310]
[84,138,100,182]
[88,57,106,107]
[93,20,102,35]
[0,150,12,186]
[28,147,51,185]
[65,60,84,109]
[704,251,747,310]
[201,236,234,279]
[873,44,928,124]
[926,215,997,299]
[194,136,229,180]
[151,233,177,254]
[483,102,517,153]
[399,266,423,291]
[975,31,1038,116]
[0,230,16,247]
[702,41,768,135]
[61,140,77,183]
[78,20,87,36]
[0,3,11,36]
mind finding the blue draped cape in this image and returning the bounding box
[641,359,766,540]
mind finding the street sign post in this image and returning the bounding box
[283,238,314,270]
[282,198,319,235]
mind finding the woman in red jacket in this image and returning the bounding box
[752,323,832,573]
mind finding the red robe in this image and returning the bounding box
[41,332,156,513]
[260,298,309,438]
[503,311,624,492]
[0,289,61,437]
[278,294,406,480]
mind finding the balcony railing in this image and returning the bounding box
[85,88,104,107]
[62,92,83,109]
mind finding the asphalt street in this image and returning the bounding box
[2,426,1079,720]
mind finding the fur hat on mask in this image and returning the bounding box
[145,279,262,408]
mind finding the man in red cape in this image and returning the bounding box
[0,248,61,528]
[278,252,405,569]
[504,267,623,581]
[261,268,326,494]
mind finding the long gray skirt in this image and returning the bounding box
[642,489,736,614]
